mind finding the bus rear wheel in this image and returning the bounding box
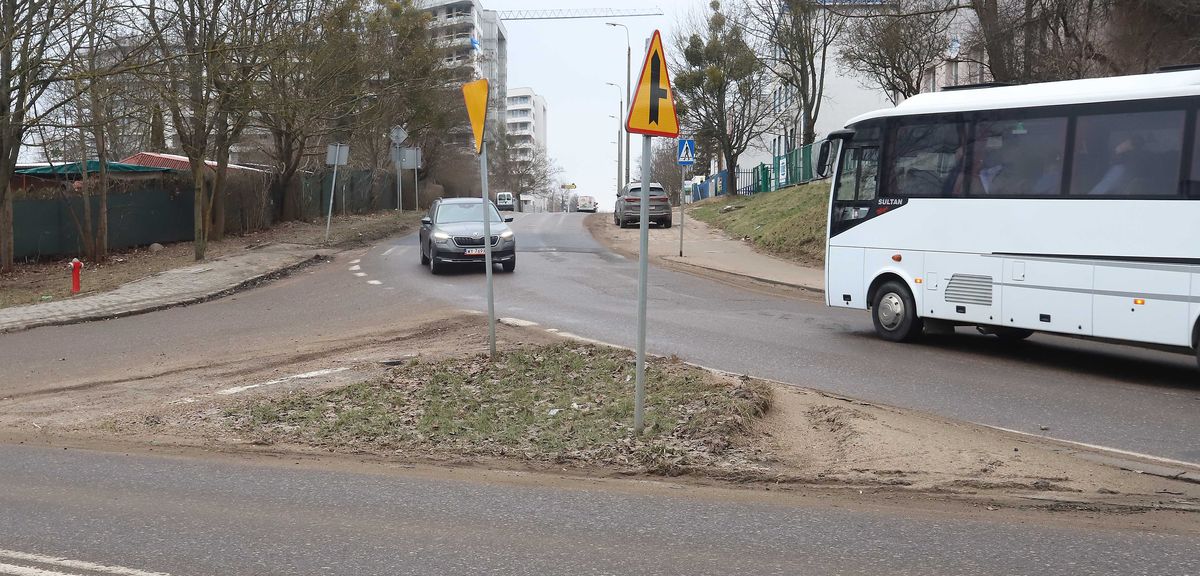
[872,280,923,342]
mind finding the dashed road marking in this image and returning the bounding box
[499,317,538,327]
[367,280,382,285]
[349,259,361,264]
[382,246,397,256]
[354,272,367,277]
[0,549,170,576]
[216,367,350,395]
[348,265,361,271]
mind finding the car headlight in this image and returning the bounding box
[432,231,451,243]
[499,229,514,240]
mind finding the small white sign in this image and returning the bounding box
[325,143,349,166]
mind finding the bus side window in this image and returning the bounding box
[890,122,965,197]
[1190,114,1200,196]
[836,148,860,201]
[1071,110,1185,197]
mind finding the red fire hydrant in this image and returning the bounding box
[69,258,82,294]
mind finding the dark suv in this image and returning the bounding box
[419,198,516,274]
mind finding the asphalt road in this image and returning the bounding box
[2,444,1196,576]
[1,211,1197,464]
[363,212,1200,464]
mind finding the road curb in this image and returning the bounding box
[659,256,824,295]
[0,253,328,335]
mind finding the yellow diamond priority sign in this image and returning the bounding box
[626,30,679,138]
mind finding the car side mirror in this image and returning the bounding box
[420,216,431,226]
[815,140,834,179]
[504,216,514,223]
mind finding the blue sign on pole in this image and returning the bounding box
[677,139,696,166]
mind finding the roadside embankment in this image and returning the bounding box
[688,181,828,267]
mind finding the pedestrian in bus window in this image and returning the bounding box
[1088,136,1139,195]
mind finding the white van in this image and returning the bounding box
[496,192,514,211]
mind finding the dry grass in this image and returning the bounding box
[221,342,773,476]
[688,181,829,266]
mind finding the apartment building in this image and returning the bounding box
[505,87,548,162]
[422,0,508,145]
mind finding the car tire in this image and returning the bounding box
[420,243,429,265]
[871,280,923,342]
[428,247,442,275]
[502,256,516,273]
[662,219,672,229]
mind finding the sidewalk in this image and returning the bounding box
[0,244,330,334]
[589,208,825,293]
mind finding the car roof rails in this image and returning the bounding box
[941,81,1015,91]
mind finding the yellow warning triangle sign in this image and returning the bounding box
[462,78,489,155]
[626,30,679,138]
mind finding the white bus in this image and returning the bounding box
[818,69,1200,368]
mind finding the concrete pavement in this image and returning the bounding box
[3,444,1196,575]
[0,244,329,334]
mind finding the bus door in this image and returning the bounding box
[831,146,879,236]
[827,145,879,308]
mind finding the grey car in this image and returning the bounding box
[419,198,516,274]
[614,182,671,228]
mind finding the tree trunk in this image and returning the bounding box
[192,162,207,260]
[726,153,739,195]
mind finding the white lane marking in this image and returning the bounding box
[216,367,349,395]
[353,272,367,277]
[499,317,538,327]
[381,247,397,256]
[458,309,483,315]
[982,424,1200,470]
[367,280,382,285]
[348,265,361,271]
[0,549,170,576]
[349,259,361,264]
[0,562,84,576]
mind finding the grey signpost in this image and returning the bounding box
[324,143,349,242]
[389,126,408,210]
[677,138,695,257]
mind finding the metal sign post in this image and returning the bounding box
[389,126,408,211]
[390,144,403,211]
[324,143,349,242]
[677,138,695,257]
[625,30,679,435]
[463,78,497,360]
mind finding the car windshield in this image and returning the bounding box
[435,202,504,224]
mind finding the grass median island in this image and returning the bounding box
[221,342,773,475]
[688,181,828,266]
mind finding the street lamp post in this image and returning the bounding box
[605,82,623,197]
[606,22,631,189]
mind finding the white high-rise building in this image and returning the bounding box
[505,87,548,162]
[421,1,508,144]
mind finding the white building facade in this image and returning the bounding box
[421,0,508,145]
[505,87,548,162]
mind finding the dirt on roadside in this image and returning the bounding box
[0,211,422,310]
[3,309,1197,529]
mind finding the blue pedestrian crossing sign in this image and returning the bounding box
[677,139,696,166]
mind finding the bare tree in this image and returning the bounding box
[492,135,559,213]
[673,1,775,196]
[0,0,89,271]
[839,0,956,103]
[649,138,684,205]
[742,0,844,147]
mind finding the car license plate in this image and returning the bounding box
[464,248,485,256]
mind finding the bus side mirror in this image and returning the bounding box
[815,140,833,179]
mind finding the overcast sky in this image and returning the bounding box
[489,0,703,211]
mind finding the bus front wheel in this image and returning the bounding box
[872,280,923,342]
